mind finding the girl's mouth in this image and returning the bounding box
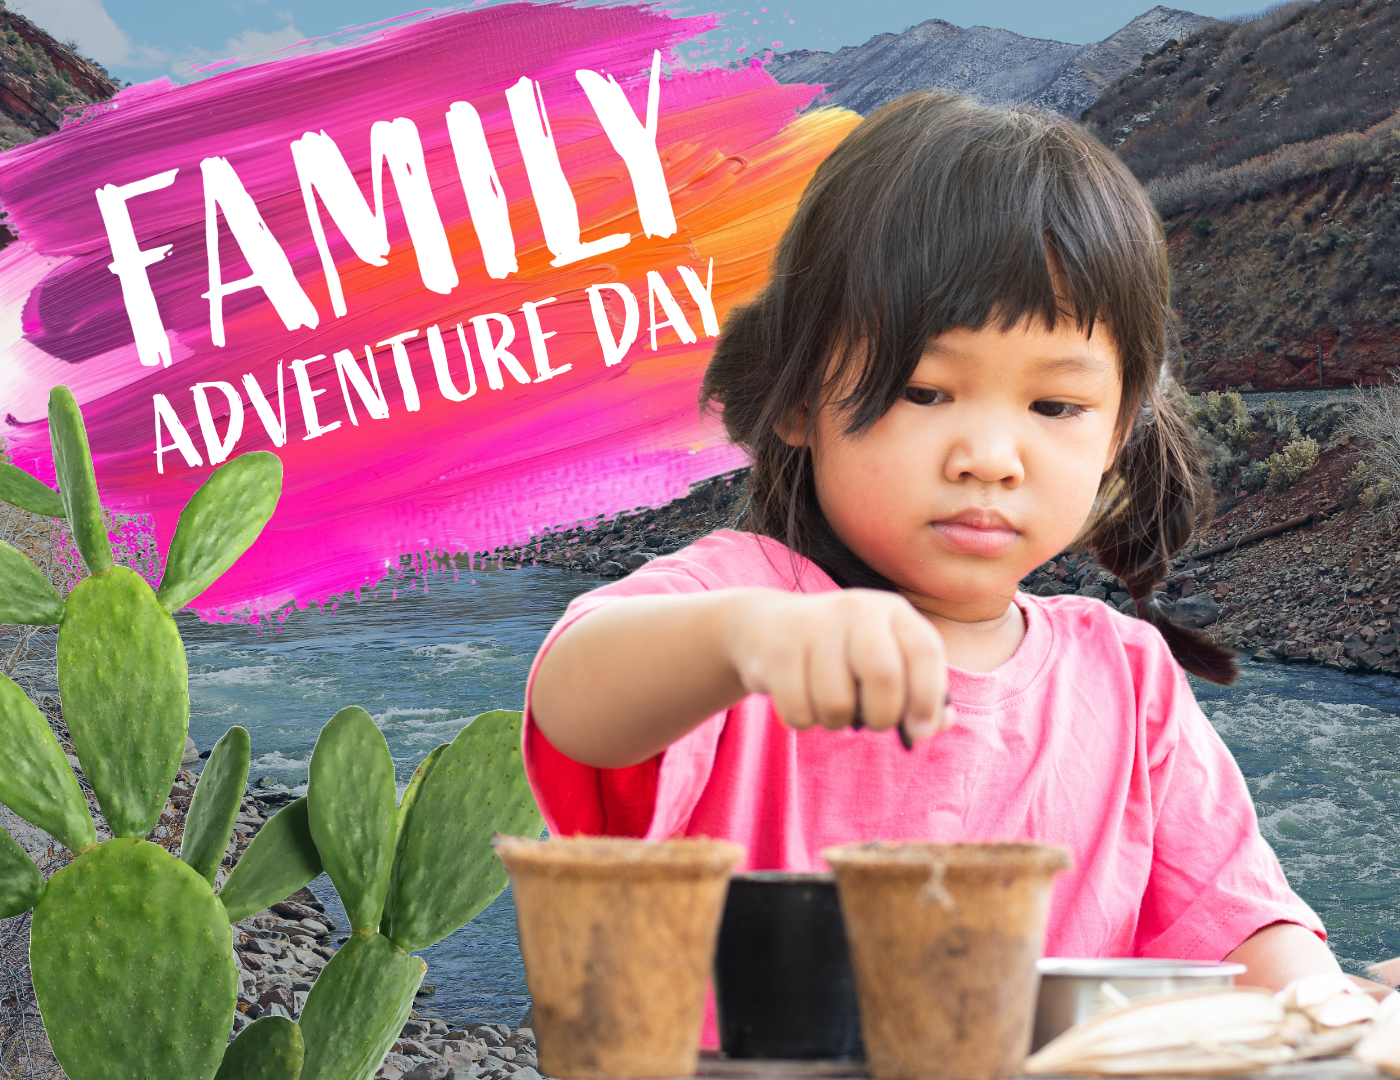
[931,515,1019,556]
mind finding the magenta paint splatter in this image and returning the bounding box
[0,2,840,620]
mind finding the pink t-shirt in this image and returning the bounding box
[522,528,1322,964]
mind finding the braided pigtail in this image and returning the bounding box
[1086,380,1237,685]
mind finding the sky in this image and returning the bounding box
[10,0,1265,87]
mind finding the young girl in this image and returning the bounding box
[525,91,1343,996]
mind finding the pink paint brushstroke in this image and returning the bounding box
[0,2,828,619]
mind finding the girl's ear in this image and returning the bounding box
[774,403,811,447]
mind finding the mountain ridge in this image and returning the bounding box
[765,5,1219,117]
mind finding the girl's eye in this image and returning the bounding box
[904,387,946,406]
[1031,400,1086,419]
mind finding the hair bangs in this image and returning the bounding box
[810,100,1167,439]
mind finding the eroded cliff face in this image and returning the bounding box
[1167,158,1400,391]
[0,8,119,152]
[765,5,1216,118]
[1079,0,1400,390]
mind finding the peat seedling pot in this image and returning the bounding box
[714,871,864,1060]
[494,835,743,1079]
[825,842,1071,1080]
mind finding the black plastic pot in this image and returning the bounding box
[713,871,864,1060]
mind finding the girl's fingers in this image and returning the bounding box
[808,627,859,730]
[766,641,817,730]
[892,608,947,741]
[846,616,906,731]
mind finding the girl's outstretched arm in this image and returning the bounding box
[530,587,949,768]
[1227,922,1390,999]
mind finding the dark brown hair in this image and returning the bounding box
[700,91,1235,684]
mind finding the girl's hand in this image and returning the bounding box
[724,589,952,743]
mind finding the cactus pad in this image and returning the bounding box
[382,711,544,953]
[157,453,283,613]
[58,566,189,838]
[0,826,44,918]
[214,1015,304,1080]
[47,386,113,574]
[32,838,237,1080]
[0,673,96,854]
[0,540,65,625]
[307,707,396,931]
[378,742,447,934]
[218,796,322,924]
[182,726,252,885]
[0,462,65,518]
[297,932,424,1080]
[395,743,446,840]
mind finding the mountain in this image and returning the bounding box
[1081,0,1400,390]
[0,7,119,154]
[765,6,1217,118]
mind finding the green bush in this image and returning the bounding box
[1191,390,1254,449]
[1297,401,1348,440]
[1240,459,1270,491]
[1264,436,1320,489]
[1190,218,1214,237]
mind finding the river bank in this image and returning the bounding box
[482,443,1397,678]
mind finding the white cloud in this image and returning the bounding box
[179,20,308,76]
[221,24,306,57]
[9,0,167,68]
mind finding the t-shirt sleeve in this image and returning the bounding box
[1131,650,1325,959]
[521,560,728,840]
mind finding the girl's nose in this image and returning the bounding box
[943,422,1024,487]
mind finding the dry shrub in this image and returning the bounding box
[1342,370,1400,523]
[1147,112,1400,217]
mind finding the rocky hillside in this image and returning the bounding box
[1081,0,1400,390]
[766,6,1215,118]
[0,7,119,152]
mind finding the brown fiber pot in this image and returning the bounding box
[494,835,744,1079]
[824,842,1071,1080]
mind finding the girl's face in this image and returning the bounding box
[803,316,1124,621]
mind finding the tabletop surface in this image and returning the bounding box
[693,1054,1381,1080]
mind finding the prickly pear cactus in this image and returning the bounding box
[58,565,189,838]
[0,385,288,1080]
[0,826,43,918]
[295,708,544,1078]
[219,796,322,924]
[382,710,544,951]
[1,385,546,1080]
[306,707,397,932]
[31,839,238,1080]
[214,1015,304,1080]
[297,933,424,1080]
[182,726,252,885]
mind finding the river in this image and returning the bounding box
[178,566,1400,1024]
